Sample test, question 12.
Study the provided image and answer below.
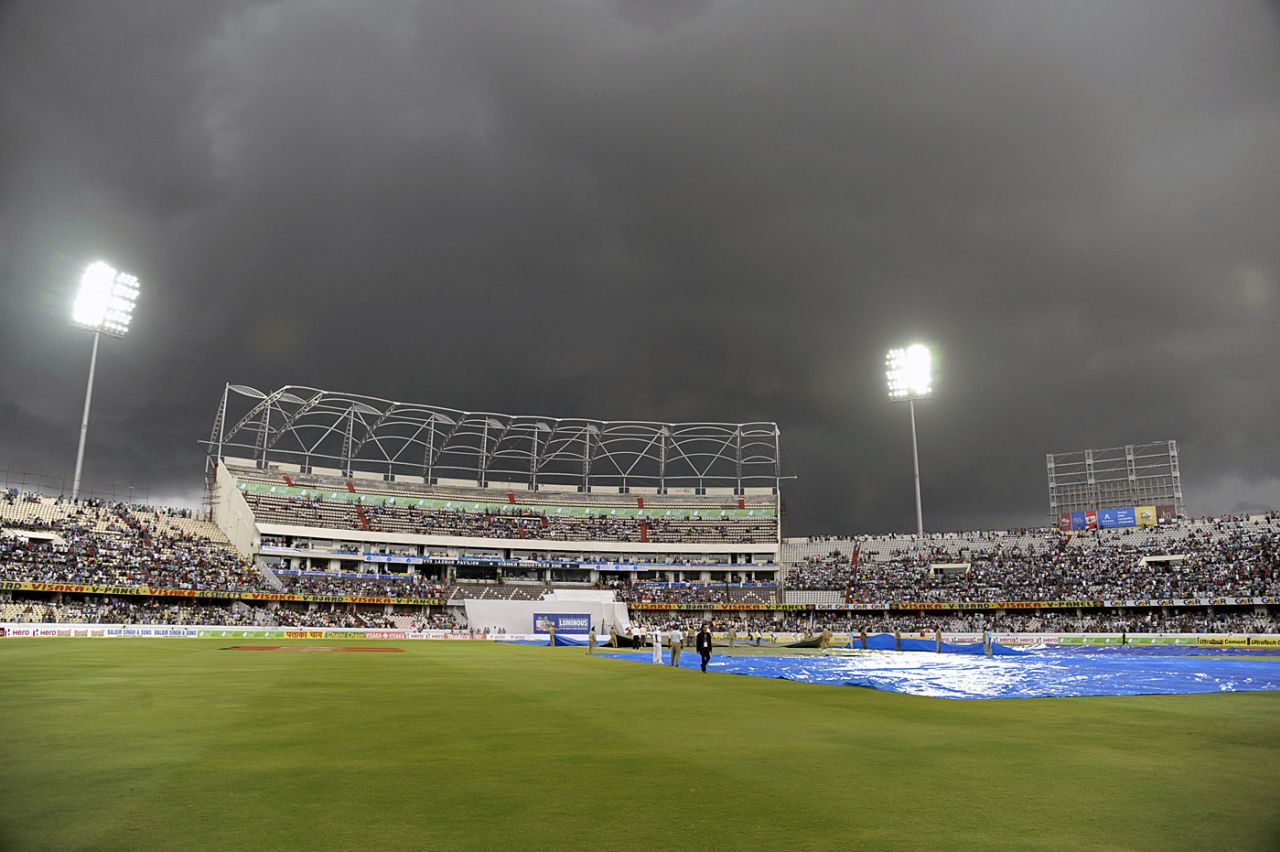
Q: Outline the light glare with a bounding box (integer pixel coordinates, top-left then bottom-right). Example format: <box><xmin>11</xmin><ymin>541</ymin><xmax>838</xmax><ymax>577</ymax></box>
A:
<box><xmin>72</xmin><ymin>262</ymin><xmax>140</xmax><ymax>337</ymax></box>
<box><xmin>886</xmin><ymin>343</ymin><xmax>933</xmax><ymax>399</ymax></box>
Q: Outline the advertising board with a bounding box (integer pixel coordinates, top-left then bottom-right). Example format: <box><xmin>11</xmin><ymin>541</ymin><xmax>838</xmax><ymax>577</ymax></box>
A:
<box><xmin>532</xmin><ymin>612</ymin><xmax>592</xmax><ymax>634</ymax></box>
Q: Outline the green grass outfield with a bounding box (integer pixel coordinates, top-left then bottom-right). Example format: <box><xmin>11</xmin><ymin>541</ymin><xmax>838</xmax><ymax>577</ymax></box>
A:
<box><xmin>1</xmin><ymin>640</ymin><xmax>1278</xmax><ymax>852</ymax></box>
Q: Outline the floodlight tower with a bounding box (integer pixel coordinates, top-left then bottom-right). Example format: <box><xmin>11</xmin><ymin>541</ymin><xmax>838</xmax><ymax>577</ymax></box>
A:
<box><xmin>886</xmin><ymin>343</ymin><xmax>932</xmax><ymax>540</ymax></box>
<box><xmin>70</xmin><ymin>261</ymin><xmax>140</xmax><ymax>501</ymax></box>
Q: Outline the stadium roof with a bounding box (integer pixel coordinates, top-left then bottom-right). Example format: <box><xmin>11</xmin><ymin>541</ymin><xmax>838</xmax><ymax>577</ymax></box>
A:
<box><xmin>203</xmin><ymin>384</ymin><xmax>783</xmax><ymax>492</ymax></box>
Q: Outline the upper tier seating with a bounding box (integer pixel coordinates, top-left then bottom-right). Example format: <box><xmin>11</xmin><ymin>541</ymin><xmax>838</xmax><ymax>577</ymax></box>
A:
<box><xmin>246</xmin><ymin>493</ymin><xmax>778</xmax><ymax>544</ymax></box>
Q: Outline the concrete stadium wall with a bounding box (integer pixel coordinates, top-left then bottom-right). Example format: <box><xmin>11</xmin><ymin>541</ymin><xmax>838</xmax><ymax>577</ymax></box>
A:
<box><xmin>462</xmin><ymin>599</ymin><xmax>630</xmax><ymax>634</ymax></box>
<box><xmin>213</xmin><ymin>462</ymin><xmax>259</xmax><ymax>557</ymax></box>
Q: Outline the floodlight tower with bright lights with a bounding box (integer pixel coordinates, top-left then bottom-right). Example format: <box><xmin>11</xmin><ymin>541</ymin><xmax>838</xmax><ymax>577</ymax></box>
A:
<box><xmin>70</xmin><ymin>261</ymin><xmax>140</xmax><ymax>501</ymax></box>
<box><xmin>886</xmin><ymin>343</ymin><xmax>933</xmax><ymax>540</ymax></box>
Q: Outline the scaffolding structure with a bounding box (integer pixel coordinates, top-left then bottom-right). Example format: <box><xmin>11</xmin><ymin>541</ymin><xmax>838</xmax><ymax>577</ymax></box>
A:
<box><xmin>1046</xmin><ymin>440</ymin><xmax>1184</xmax><ymax>518</ymax></box>
<box><xmin>202</xmin><ymin>383</ymin><xmax>783</xmax><ymax>496</ymax></box>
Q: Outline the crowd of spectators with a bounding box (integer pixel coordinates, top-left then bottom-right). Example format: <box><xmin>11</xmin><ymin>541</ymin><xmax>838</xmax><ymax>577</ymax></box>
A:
<box><xmin>605</xmin><ymin>580</ymin><xmax>777</xmax><ymax>605</ymax></box>
<box><xmin>0</xmin><ymin>504</ymin><xmax>261</xmax><ymax>591</ymax></box>
<box><xmin>0</xmin><ymin>596</ymin><xmax>256</xmax><ymax>625</ymax></box>
<box><xmin>782</xmin><ymin>522</ymin><xmax>1279</xmax><ymax>604</ymax></box>
<box><xmin>410</xmin><ymin>612</ymin><xmax>467</xmax><ymax>631</ymax></box>
<box><xmin>631</xmin><ymin>608</ymin><xmax>1279</xmax><ymax>636</ymax></box>
<box><xmin>273</xmin><ymin>570</ymin><xmax>446</xmax><ymax>599</ymax></box>
<box><xmin>247</xmin><ymin>493</ymin><xmax>776</xmax><ymax>544</ymax></box>
<box><xmin>272</xmin><ymin>607</ymin><xmax>397</xmax><ymax>628</ymax></box>
<box><xmin>0</xmin><ymin>595</ymin><xmax>404</xmax><ymax>628</ymax></box>
<box><xmin>3</xmin><ymin>495</ymin><xmax>1277</xmax><ymax>634</ymax></box>
<box><xmin>786</xmin><ymin>552</ymin><xmax>853</xmax><ymax>590</ymax></box>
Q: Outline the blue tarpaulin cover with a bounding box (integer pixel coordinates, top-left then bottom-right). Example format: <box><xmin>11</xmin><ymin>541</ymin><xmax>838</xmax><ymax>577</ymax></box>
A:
<box><xmin>596</xmin><ymin>646</ymin><xmax>1280</xmax><ymax>700</ymax></box>
<box><xmin>496</xmin><ymin>634</ymin><xmax>591</xmax><ymax>646</ymax></box>
<box><xmin>847</xmin><ymin>632</ymin><xmax>1026</xmax><ymax>655</ymax></box>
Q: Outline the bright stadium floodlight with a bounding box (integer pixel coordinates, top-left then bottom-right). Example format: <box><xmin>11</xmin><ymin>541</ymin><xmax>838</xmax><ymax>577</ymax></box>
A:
<box><xmin>886</xmin><ymin>344</ymin><xmax>932</xmax><ymax>540</ymax></box>
<box><xmin>886</xmin><ymin>343</ymin><xmax>932</xmax><ymax>401</ymax></box>
<box><xmin>70</xmin><ymin>261</ymin><xmax>141</xmax><ymax>501</ymax></box>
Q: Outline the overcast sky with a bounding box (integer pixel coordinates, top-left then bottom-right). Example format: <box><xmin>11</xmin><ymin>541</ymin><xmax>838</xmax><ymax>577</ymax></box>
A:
<box><xmin>1</xmin><ymin>1</ymin><xmax>1278</xmax><ymax>534</ymax></box>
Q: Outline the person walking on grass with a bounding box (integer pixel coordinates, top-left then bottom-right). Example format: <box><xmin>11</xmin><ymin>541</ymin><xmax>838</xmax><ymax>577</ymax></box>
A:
<box><xmin>669</xmin><ymin>626</ymin><xmax>684</xmax><ymax>667</ymax></box>
<box><xmin>651</xmin><ymin>626</ymin><xmax>663</xmax><ymax>664</ymax></box>
<box><xmin>696</xmin><ymin>622</ymin><xmax>713</xmax><ymax>672</ymax></box>
<box><xmin>588</xmin><ymin>625</ymin><xmax>597</xmax><ymax>655</ymax></box>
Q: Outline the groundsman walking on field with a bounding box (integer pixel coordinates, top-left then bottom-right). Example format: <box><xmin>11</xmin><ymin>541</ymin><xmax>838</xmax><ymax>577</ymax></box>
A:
<box><xmin>696</xmin><ymin>623</ymin><xmax>713</xmax><ymax>672</ymax></box>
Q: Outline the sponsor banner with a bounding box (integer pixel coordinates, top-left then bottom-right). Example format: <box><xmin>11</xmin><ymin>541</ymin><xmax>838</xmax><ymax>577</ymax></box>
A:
<box><xmin>1057</xmin><ymin>634</ymin><xmax>1127</xmax><ymax>645</ymax></box>
<box><xmin>0</xmin><ymin>625</ymin><xmax>195</xmax><ymax>638</ymax></box>
<box><xmin>1085</xmin><ymin>506</ymin><xmax>1136</xmax><ymax>527</ymax></box>
<box><xmin>1136</xmin><ymin>505</ymin><xmax>1157</xmax><ymax>527</ymax></box>
<box><xmin>7</xmin><ymin>623</ymin><xmax>1273</xmax><ymax>647</ymax></box>
<box><xmin>1070</xmin><ymin>512</ymin><xmax>1087</xmax><ymax>531</ymax></box>
<box><xmin>1197</xmin><ymin>636</ymin><xmax>1280</xmax><ymax>649</ymax></box>
<box><xmin>1085</xmin><ymin>510</ymin><xmax>1098</xmax><ymax>530</ymax></box>
<box><xmin>1056</xmin><ymin>634</ymin><xmax>1210</xmax><ymax>646</ymax></box>
<box><xmin>833</xmin><ymin>597</ymin><xmax>1279</xmax><ymax>611</ymax></box>
<box><xmin>0</xmin><ymin>626</ymin><xmax>108</xmax><ymax>638</ymax></box>
<box><xmin>628</xmin><ymin>603</ymin><xmax>808</xmax><ymax>611</ymax></box>
<box><xmin>104</xmin><ymin>626</ymin><xmax>200</xmax><ymax>638</ymax></box>
<box><xmin>238</xmin><ymin>592</ymin><xmax>444</xmax><ymax>606</ymax></box>
<box><xmin>533</xmin><ymin>613</ymin><xmax>592</xmax><ymax>634</ymax></box>
<box><xmin>0</xmin><ymin>580</ymin><xmax>230</xmax><ymax>598</ymax></box>
<box><xmin>0</xmin><ymin>580</ymin><xmax>442</xmax><ymax>607</ymax></box>
<box><xmin>888</xmin><ymin>600</ymin><xmax>1101</xmax><ymax>611</ymax></box>
<box><xmin>1058</xmin><ymin>512</ymin><xmax>1072</xmax><ymax>532</ymax></box>
<box><xmin>196</xmin><ymin>629</ymin><xmax>286</xmax><ymax>638</ymax></box>
<box><xmin>1156</xmin><ymin>504</ymin><xmax>1177</xmax><ymax>523</ymax></box>
<box><xmin>1</xmin><ymin>624</ymin><xmax>487</xmax><ymax>640</ymax></box>
<box><xmin>362</xmin><ymin>554</ymin><xmax>427</xmax><ymax>565</ymax></box>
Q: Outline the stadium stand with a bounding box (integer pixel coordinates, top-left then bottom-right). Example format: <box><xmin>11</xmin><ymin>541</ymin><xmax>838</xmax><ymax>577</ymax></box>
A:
<box><xmin>1</xmin><ymin>485</ymin><xmax>1276</xmax><ymax>635</ymax></box>
<box><xmin>243</xmin><ymin>491</ymin><xmax>776</xmax><ymax>544</ymax></box>
<box><xmin>778</xmin><ymin>516</ymin><xmax>1279</xmax><ymax>604</ymax></box>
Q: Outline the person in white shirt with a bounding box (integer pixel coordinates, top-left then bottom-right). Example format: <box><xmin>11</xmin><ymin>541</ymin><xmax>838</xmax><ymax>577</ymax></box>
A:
<box><xmin>651</xmin><ymin>627</ymin><xmax>662</xmax><ymax>664</ymax></box>
<box><xmin>668</xmin><ymin>627</ymin><xmax>684</xmax><ymax>667</ymax></box>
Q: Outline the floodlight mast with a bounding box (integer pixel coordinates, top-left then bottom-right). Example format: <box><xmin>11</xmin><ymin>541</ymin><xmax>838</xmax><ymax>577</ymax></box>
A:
<box><xmin>70</xmin><ymin>262</ymin><xmax>139</xmax><ymax>501</ymax></box>
<box><xmin>71</xmin><ymin>331</ymin><xmax>101</xmax><ymax>502</ymax></box>
<box><xmin>886</xmin><ymin>344</ymin><xmax>932</xmax><ymax>540</ymax></box>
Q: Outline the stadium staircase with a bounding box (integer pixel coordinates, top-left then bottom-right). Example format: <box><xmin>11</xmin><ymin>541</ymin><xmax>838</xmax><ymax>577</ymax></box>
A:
<box><xmin>346</xmin><ymin>480</ymin><xmax>371</xmax><ymax>530</ymax></box>
<box><xmin>257</xmin><ymin>564</ymin><xmax>286</xmax><ymax>591</ymax></box>
<box><xmin>231</xmin><ymin>600</ymin><xmax>268</xmax><ymax>624</ymax></box>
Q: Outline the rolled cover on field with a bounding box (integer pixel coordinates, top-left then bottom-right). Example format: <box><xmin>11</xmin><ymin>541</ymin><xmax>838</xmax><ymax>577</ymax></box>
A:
<box><xmin>847</xmin><ymin>633</ymin><xmax>1026</xmax><ymax>656</ymax></box>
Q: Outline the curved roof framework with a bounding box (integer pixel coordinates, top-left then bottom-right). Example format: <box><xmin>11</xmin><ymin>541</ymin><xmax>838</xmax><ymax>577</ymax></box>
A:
<box><xmin>204</xmin><ymin>384</ymin><xmax>782</xmax><ymax>492</ymax></box>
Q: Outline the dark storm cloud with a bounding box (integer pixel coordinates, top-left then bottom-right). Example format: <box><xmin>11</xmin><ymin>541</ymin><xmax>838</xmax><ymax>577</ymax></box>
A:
<box><xmin>1</xmin><ymin>1</ymin><xmax>1278</xmax><ymax>532</ymax></box>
